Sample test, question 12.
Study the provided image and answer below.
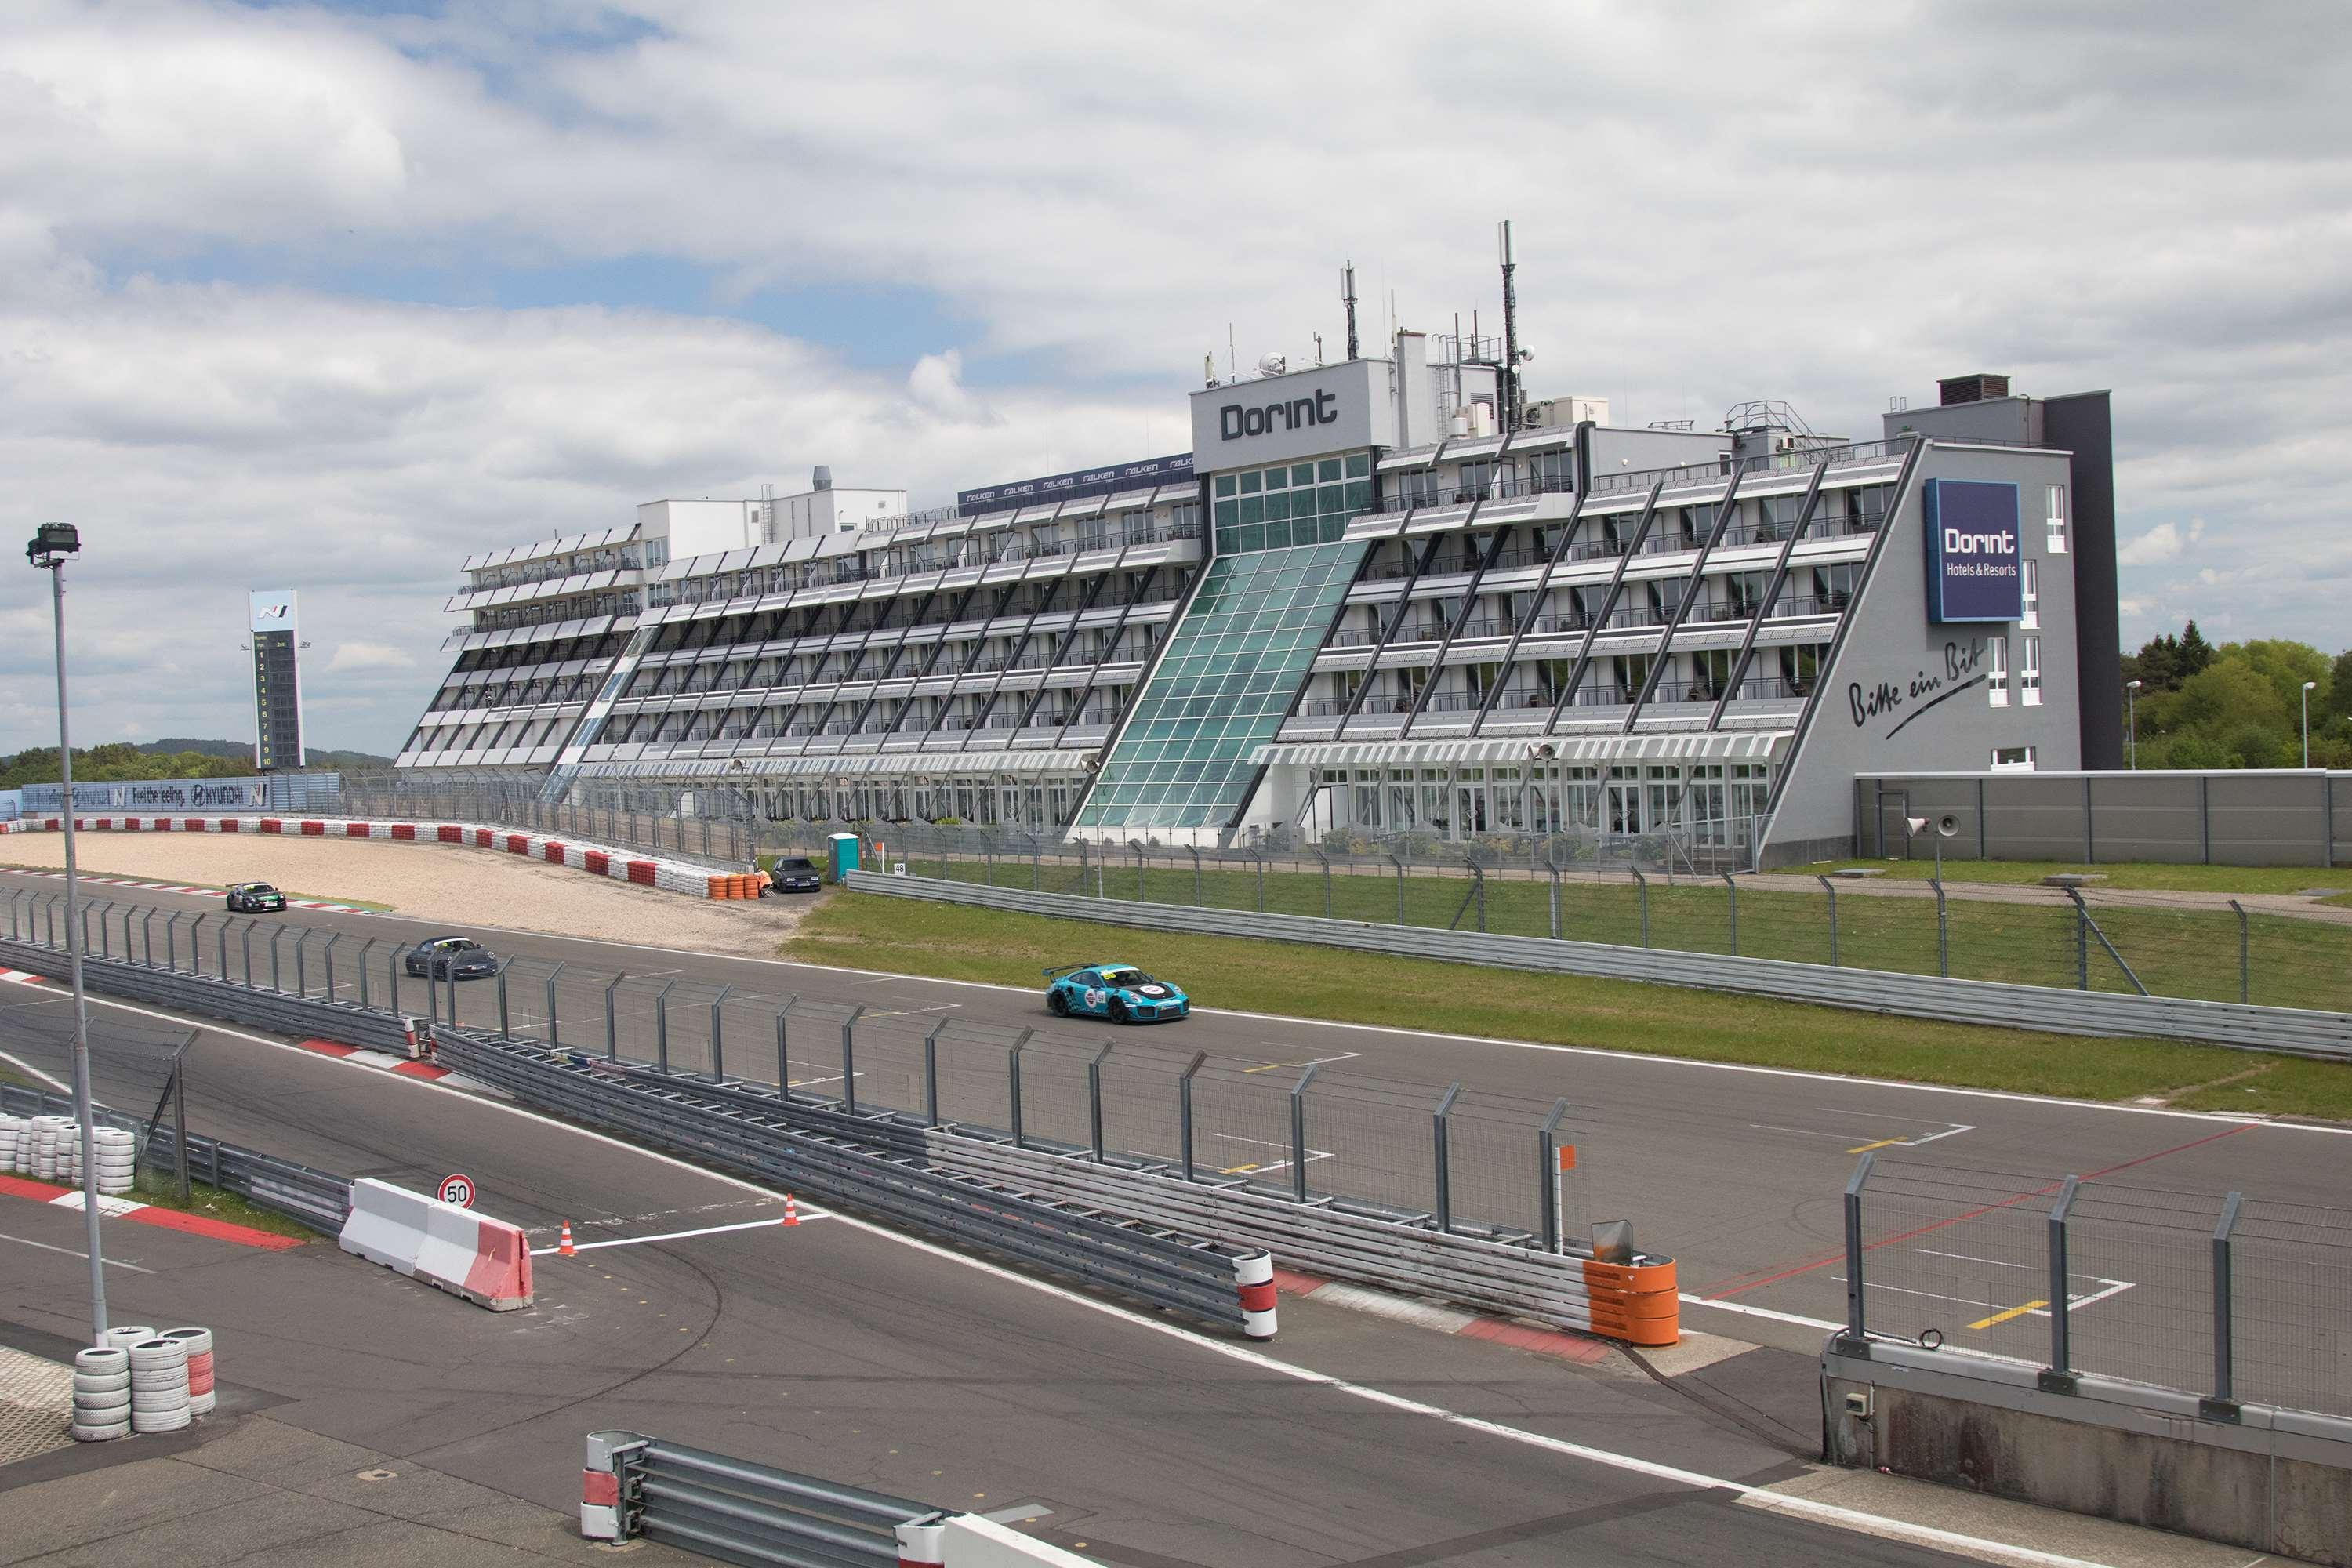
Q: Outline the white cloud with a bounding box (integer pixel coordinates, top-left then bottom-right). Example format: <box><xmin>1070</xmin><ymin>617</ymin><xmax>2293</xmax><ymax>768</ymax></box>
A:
<box><xmin>326</xmin><ymin>641</ymin><xmax>416</xmax><ymax>673</ymax></box>
<box><xmin>0</xmin><ymin>0</ymin><xmax>2348</xmax><ymax>753</ymax></box>
<box><xmin>2117</xmin><ymin>517</ymin><xmax>2206</xmax><ymax>566</ymax></box>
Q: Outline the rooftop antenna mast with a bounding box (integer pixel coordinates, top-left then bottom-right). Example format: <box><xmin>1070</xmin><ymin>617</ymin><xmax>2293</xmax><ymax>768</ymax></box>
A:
<box><xmin>1498</xmin><ymin>219</ymin><xmax>1523</xmax><ymax>431</ymax></box>
<box><xmin>1342</xmin><ymin>261</ymin><xmax>1359</xmax><ymax>361</ymax></box>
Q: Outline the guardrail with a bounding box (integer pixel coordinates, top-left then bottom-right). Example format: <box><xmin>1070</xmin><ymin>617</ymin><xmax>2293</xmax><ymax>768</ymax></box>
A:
<box><xmin>0</xmin><ymin>1083</ymin><xmax>353</xmax><ymax>1232</ymax></box>
<box><xmin>427</xmin><ymin>1026</ymin><xmax>1269</xmax><ymax>1335</ymax></box>
<box><xmin>847</xmin><ymin>872</ymin><xmax>2352</xmax><ymax>1058</ymax></box>
<box><xmin>583</xmin><ymin>1432</ymin><xmax>1088</xmax><ymax>1566</ymax></box>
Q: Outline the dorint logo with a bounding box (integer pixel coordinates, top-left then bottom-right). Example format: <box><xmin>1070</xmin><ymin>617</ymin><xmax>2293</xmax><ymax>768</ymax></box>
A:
<box><xmin>1221</xmin><ymin>388</ymin><xmax>1338</xmax><ymax>441</ymax></box>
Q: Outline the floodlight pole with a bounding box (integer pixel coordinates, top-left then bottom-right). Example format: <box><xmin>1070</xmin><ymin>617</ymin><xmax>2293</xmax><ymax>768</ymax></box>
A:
<box><xmin>31</xmin><ymin>524</ymin><xmax>109</xmax><ymax>1342</ymax></box>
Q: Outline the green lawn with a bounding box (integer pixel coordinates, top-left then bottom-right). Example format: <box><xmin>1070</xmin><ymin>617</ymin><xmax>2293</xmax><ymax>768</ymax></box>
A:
<box><xmin>127</xmin><ymin>1167</ymin><xmax>318</xmax><ymax>1240</ymax></box>
<box><xmin>909</xmin><ymin>854</ymin><xmax>2350</xmax><ymax>1014</ymax></box>
<box><xmin>782</xmin><ymin>895</ymin><xmax>2352</xmax><ymax>1120</ymax></box>
<box><xmin>1813</xmin><ymin>858</ymin><xmax>2350</xmax><ymax>896</ymax></box>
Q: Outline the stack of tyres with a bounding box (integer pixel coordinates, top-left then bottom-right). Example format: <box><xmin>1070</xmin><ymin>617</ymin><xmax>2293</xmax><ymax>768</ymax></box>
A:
<box><xmin>71</xmin><ymin>1347</ymin><xmax>132</xmax><ymax>1442</ymax></box>
<box><xmin>0</xmin><ymin>1114</ymin><xmax>22</xmax><ymax>1173</ymax></box>
<box><xmin>92</xmin><ymin>1127</ymin><xmax>136</xmax><ymax>1196</ymax></box>
<box><xmin>163</xmin><ymin>1327</ymin><xmax>215</xmax><ymax>1415</ymax></box>
<box><xmin>127</xmin><ymin>1338</ymin><xmax>191</xmax><ymax>1434</ymax></box>
<box><xmin>30</xmin><ymin>1115</ymin><xmax>71</xmax><ymax>1179</ymax></box>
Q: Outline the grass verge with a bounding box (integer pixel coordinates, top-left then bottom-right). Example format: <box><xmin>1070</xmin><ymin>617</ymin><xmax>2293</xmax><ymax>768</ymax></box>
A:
<box><xmin>1814</xmin><ymin>858</ymin><xmax>2350</xmax><ymax>896</ymax></box>
<box><xmin>126</xmin><ymin>1166</ymin><xmax>318</xmax><ymax>1241</ymax></box>
<box><xmin>782</xmin><ymin>894</ymin><xmax>2352</xmax><ymax>1120</ymax></box>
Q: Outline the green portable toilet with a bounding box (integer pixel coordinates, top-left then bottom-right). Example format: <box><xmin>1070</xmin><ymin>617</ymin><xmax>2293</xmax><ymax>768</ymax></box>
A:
<box><xmin>826</xmin><ymin>832</ymin><xmax>861</xmax><ymax>884</ymax></box>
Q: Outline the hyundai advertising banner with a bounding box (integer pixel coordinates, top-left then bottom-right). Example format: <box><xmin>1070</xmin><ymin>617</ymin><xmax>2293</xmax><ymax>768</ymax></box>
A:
<box><xmin>1922</xmin><ymin>479</ymin><xmax>2023</xmax><ymax>623</ymax></box>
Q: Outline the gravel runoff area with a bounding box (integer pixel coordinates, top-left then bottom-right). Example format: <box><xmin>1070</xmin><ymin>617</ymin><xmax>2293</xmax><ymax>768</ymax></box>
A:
<box><xmin>0</xmin><ymin>833</ymin><xmax>811</xmax><ymax>958</ymax></box>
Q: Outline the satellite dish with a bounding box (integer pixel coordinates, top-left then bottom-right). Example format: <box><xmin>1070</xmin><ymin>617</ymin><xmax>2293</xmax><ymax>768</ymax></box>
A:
<box><xmin>1257</xmin><ymin>352</ymin><xmax>1288</xmax><ymax>377</ymax></box>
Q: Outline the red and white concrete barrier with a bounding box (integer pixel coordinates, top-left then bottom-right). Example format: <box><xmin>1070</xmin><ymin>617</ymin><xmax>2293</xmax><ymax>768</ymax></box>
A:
<box><xmin>1235</xmin><ymin>1250</ymin><xmax>1278</xmax><ymax>1341</ymax></box>
<box><xmin>1</xmin><ymin>815</ymin><xmax>735</xmax><ymax>901</ymax></box>
<box><xmin>338</xmin><ymin>1176</ymin><xmax>534</xmax><ymax>1311</ymax></box>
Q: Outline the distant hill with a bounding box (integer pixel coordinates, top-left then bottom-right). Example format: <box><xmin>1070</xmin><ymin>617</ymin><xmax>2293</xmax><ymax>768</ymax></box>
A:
<box><xmin>138</xmin><ymin>739</ymin><xmax>394</xmax><ymax>769</ymax></box>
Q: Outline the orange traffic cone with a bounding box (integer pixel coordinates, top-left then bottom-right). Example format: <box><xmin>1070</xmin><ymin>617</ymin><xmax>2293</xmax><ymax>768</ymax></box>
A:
<box><xmin>782</xmin><ymin>1195</ymin><xmax>798</xmax><ymax>1228</ymax></box>
<box><xmin>558</xmin><ymin>1221</ymin><xmax>576</xmax><ymax>1258</ymax></box>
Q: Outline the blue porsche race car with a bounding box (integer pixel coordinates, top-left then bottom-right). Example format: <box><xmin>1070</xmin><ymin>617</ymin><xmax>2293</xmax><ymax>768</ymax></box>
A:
<box><xmin>1043</xmin><ymin>963</ymin><xmax>1190</xmax><ymax>1024</ymax></box>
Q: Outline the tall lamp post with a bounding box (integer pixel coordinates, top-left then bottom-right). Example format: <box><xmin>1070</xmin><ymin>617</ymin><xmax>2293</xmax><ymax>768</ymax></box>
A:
<box><xmin>26</xmin><ymin>521</ymin><xmax>109</xmax><ymax>1343</ymax></box>
<box><xmin>2126</xmin><ymin>679</ymin><xmax>2142</xmax><ymax>769</ymax></box>
<box><xmin>2303</xmin><ymin>681</ymin><xmax>2319</xmax><ymax>768</ymax></box>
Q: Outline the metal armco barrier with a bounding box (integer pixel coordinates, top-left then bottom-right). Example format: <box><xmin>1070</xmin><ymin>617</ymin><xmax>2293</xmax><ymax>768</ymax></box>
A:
<box><xmin>428</xmin><ymin>1026</ymin><xmax>1267</xmax><ymax>1335</ymax></box>
<box><xmin>0</xmin><ymin>1084</ymin><xmax>353</xmax><ymax>1232</ymax></box>
<box><xmin>583</xmin><ymin>1432</ymin><xmax>1096</xmax><ymax>1566</ymax></box>
<box><xmin>0</xmin><ymin>934</ymin><xmax>420</xmax><ymax>1056</ymax></box>
<box><xmin>915</xmin><ymin>1129</ymin><xmax>1676</xmax><ymax>1345</ymax></box>
<box><xmin>848</xmin><ymin>871</ymin><xmax>2352</xmax><ymax>1058</ymax></box>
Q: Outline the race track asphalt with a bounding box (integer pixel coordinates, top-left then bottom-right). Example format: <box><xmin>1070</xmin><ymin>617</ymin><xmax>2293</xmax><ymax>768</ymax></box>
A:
<box><xmin>0</xmin><ymin>982</ymin><xmax>2043</xmax><ymax>1568</ymax></box>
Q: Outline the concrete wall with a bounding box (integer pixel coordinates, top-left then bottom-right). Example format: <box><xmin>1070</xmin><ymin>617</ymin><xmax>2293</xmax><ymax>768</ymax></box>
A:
<box><xmin>1823</xmin><ymin>1341</ymin><xmax>2352</xmax><ymax>1566</ymax></box>
<box><xmin>1854</xmin><ymin>769</ymin><xmax>2350</xmax><ymax>866</ymax></box>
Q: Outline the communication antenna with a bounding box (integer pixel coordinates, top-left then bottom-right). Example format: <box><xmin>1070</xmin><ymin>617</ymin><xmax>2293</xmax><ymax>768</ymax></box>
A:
<box><xmin>1499</xmin><ymin>219</ymin><xmax>1523</xmax><ymax>430</ymax></box>
<box><xmin>1313</xmin><ymin>332</ymin><xmax>1324</xmax><ymax>366</ymax></box>
<box><xmin>1342</xmin><ymin>261</ymin><xmax>1359</xmax><ymax>361</ymax></box>
<box><xmin>1203</xmin><ymin>352</ymin><xmax>1218</xmax><ymax>389</ymax></box>
<box><xmin>1228</xmin><ymin>323</ymin><xmax>1237</xmax><ymax>383</ymax></box>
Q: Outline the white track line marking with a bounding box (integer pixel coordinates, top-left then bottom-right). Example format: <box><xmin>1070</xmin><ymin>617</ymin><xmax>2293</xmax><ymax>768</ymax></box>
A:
<box><xmin>37</xmin><ymin>979</ymin><xmax>2132</xmax><ymax>1565</ymax></box>
<box><xmin>0</xmin><ymin>1048</ymin><xmax>73</xmax><ymax>1092</ymax></box>
<box><xmin>530</xmin><ymin>1214</ymin><xmax>832</xmax><ymax>1255</ymax></box>
<box><xmin>0</xmin><ymin>1231</ymin><xmax>155</xmax><ymax>1272</ymax></box>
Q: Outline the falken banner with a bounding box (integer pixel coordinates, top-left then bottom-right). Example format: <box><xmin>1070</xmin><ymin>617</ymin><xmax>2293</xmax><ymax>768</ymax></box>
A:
<box><xmin>1922</xmin><ymin>479</ymin><xmax>2023</xmax><ymax>623</ymax></box>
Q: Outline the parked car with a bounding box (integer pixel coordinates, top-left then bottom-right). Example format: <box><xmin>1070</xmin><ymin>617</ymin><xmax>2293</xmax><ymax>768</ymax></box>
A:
<box><xmin>1042</xmin><ymin>962</ymin><xmax>1190</xmax><ymax>1023</ymax></box>
<box><xmin>768</xmin><ymin>856</ymin><xmax>824</xmax><ymax>894</ymax></box>
<box><xmin>224</xmin><ymin>881</ymin><xmax>287</xmax><ymax>914</ymax></box>
<box><xmin>403</xmin><ymin>935</ymin><xmax>499</xmax><ymax>980</ymax></box>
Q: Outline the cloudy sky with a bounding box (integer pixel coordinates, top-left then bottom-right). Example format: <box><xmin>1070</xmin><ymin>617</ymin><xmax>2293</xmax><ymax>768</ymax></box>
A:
<box><xmin>3</xmin><ymin>1</ymin><xmax>2347</xmax><ymax>757</ymax></box>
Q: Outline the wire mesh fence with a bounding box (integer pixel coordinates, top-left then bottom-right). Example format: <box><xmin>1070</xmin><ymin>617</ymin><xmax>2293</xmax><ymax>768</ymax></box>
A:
<box><xmin>4</xmin><ymin>886</ymin><xmax>1595</xmax><ymax>1247</ymax></box>
<box><xmin>1846</xmin><ymin>1156</ymin><xmax>2352</xmax><ymax>1420</ymax></box>
<box><xmin>802</xmin><ymin>823</ymin><xmax>2350</xmax><ymax>1016</ymax></box>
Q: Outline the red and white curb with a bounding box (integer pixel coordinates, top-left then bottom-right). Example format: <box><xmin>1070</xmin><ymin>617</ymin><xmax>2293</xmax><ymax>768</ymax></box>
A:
<box><xmin>0</xmin><ymin>1171</ymin><xmax>303</xmax><ymax>1251</ymax></box>
<box><xmin>1273</xmin><ymin>1267</ymin><xmax>1615</xmax><ymax>1366</ymax></box>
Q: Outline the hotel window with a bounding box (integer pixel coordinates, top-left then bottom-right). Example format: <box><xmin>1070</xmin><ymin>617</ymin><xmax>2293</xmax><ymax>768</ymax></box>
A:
<box><xmin>1987</xmin><ymin>637</ymin><xmax>2009</xmax><ymax>706</ymax></box>
<box><xmin>1991</xmin><ymin>745</ymin><xmax>2037</xmax><ymax>771</ymax></box>
<box><xmin>2020</xmin><ymin>636</ymin><xmax>2042</xmax><ymax>705</ymax></box>
<box><xmin>1211</xmin><ymin>454</ymin><xmax>1373</xmax><ymax>554</ymax></box>
<box><xmin>2020</xmin><ymin>558</ymin><xmax>2039</xmax><ymax>630</ymax></box>
<box><xmin>2045</xmin><ymin>485</ymin><xmax>2067</xmax><ymax>554</ymax></box>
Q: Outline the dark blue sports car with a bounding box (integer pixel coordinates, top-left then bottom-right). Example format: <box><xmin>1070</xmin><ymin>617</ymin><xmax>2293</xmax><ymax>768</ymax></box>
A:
<box><xmin>1043</xmin><ymin>963</ymin><xmax>1190</xmax><ymax>1024</ymax></box>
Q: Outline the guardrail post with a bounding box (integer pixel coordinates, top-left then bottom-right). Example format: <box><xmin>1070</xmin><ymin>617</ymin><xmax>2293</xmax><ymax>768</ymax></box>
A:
<box><xmin>1721</xmin><ymin>871</ymin><xmax>1737</xmax><ymax>955</ymax></box>
<box><xmin>1817</xmin><ymin>873</ymin><xmax>1839</xmax><ymax>966</ymax></box>
<box><xmin>605</xmin><ymin>973</ymin><xmax>625</xmax><ymax>1060</ymax></box>
<box><xmin>1433</xmin><ymin>1083</ymin><xmax>1461</xmax><ymax>1233</ymax></box>
<box><xmin>652</xmin><ymin>979</ymin><xmax>677</xmax><ymax>1073</ymax></box>
<box><xmin>89</xmin><ymin>901</ymin><xmax>103</xmax><ymax>958</ymax></box>
<box><xmin>171</xmin><ymin>1037</ymin><xmax>192</xmax><ymax>1204</ymax></box>
<box><xmin>1032</xmin><ymin>844</ymin><xmax>1042</xmax><ymax>891</ymax></box>
<box><xmin>142</xmin><ymin>907</ymin><xmax>157</xmax><ymax>966</ymax></box>
<box><xmin>1841</xmin><ymin>1151</ymin><xmax>1875</xmax><ymax>1346</ymax></box>
<box><xmin>1931</xmin><ymin>876</ymin><xmax>1948</xmax><ymax>976</ymax></box>
<box><xmin>1132</xmin><ymin>842</ymin><xmax>1145</xmax><ymax>901</ymax></box>
<box><xmin>270</xmin><ymin>924</ymin><xmax>282</xmax><ymax>992</ymax></box>
<box><xmin>1472</xmin><ymin>860</ymin><xmax>1486</xmax><ymax>932</ymax></box>
<box><xmin>707</xmin><ymin>984</ymin><xmax>731</xmax><ymax>1081</ymax></box>
<box><xmin>1316</xmin><ymin>848</ymin><xmax>1332</xmax><ymax>916</ymax></box>
<box><xmin>1390</xmin><ymin>853</ymin><xmax>1406</xmax><ymax>924</ymax></box>
<box><xmin>495</xmin><ymin>961</ymin><xmax>513</xmax><ymax>1036</ymax></box>
<box><xmin>1538</xmin><ymin>1098</ymin><xmax>1569</xmax><ymax>1252</ymax></box>
<box><xmin>1086</xmin><ymin>1042</ymin><xmax>1112</xmax><ymax>1160</ymax></box>
<box><xmin>164</xmin><ymin>913</ymin><xmax>177</xmax><ymax>975</ymax></box>
<box><xmin>296</xmin><ymin>928</ymin><xmax>310</xmax><ymax>996</ymax></box>
<box><xmin>2043</xmin><ymin>1174</ymin><xmax>2082</xmax><ymax>1392</ymax></box>
<box><xmin>425</xmin><ymin>964</ymin><xmax>439</xmax><ymax>1033</ymax></box>
<box><xmin>357</xmin><ymin>938</ymin><xmax>370</xmax><ymax>1010</ymax></box>
<box><xmin>1178</xmin><ymin>1050</ymin><xmax>1206</xmax><ymax>1182</ymax></box>
<box><xmin>1548</xmin><ymin>858</ymin><xmax>1562</xmax><ymax>940</ymax></box>
<box><xmin>775</xmin><ymin>997</ymin><xmax>798</xmax><ymax>1092</ymax></box>
<box><xmin>1629</xmin><ymin>867</ymin><xmax>1650</xmax><ymax>946</ymax></box>
<box><xmin>1008</xmin><ymin>1027</ymin><xmax>1031</xmax><ymax>1147</ymax></box>
<box><xmin>222</xmin><ymin>920</ymin><xmax>233</xmax><ymax>983</ymax></box>
<box><xmin>1076</xmin><ymin>839</ymin><xmax>1090</xmax><ymax>898</ymax></box>
<box><xmin>2075</xmin><ymin>896</ymin><xmax>2089</xmax><ymax>989</ymax></box>
<box><xmin>923</xmin><ymin>1018</ymin><xmax>948</xmax><ymax>1125</ymax></box>
<box><xmin>2228</xmin><ymin>899</ymin><xmax>2249</xmax><ymax>1004</ymax></box>
<box><xmin>841</xmin><ymin>1004</ymin><xmax>866</xmax><ymax>1112</ymax></box>
<box><xmin>544</xmin><ymin>961</ymin><xmax>566</xmax><ymax>1048</ymax></box>
<box><xmin>1289</xmin><ymin>1063</ymin><xmax>1319</xmax><ymax>1203</ymax></box>
<box><xmin>2205</xmin><ymin>1190</ymin><xmax>2245</xmax><ymax>1419</ymax></box>
<box><xmin>386</xmin><ymin>943</ymin><xmax>401</xmax><ymax>1016</ymax></box>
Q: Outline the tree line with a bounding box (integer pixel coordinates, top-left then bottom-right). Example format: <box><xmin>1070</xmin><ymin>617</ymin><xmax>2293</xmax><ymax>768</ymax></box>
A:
<box><xmin>2118</xmin><ymin>623</ymin><xmax>2352</xmax><ymax>768</ymax></box>
<box><xmin>0</xmin><ymin>745</ymin><xmax>256</xmax><ymax>790</ymax></box>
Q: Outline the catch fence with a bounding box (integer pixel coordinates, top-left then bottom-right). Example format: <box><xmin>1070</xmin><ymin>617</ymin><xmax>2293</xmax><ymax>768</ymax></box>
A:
<box><xmin>1843</xmin><ymin>1154</ymin><xmax>2352</xmax><ymax>1419</ymax></box>
<box><xmin>1</xmin><ymin>886</ymin><xmax>1599</xmax><ymax>1250</ymax></box>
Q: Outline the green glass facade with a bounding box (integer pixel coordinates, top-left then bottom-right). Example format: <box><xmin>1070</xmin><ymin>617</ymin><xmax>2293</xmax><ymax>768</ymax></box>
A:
<box><xmin>1211</xmin><ymin>453</ymin><xmax>1372</xmax><ymax>554</ymax></box>
<box><xmin>1074</xmin><ymin>539</ymin><xmax>1367</xmax><ymax>832</ymax></box>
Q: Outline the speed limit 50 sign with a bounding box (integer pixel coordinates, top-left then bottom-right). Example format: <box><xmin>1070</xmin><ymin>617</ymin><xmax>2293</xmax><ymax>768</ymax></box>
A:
<box><xmin>437</xmin><ymin>1172</ymin><xmax>477</xmax><ymax>1209</ymax></box>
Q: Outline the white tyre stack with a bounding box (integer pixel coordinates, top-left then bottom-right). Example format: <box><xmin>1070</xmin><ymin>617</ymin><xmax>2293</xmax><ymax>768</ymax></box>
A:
<box><xmin>71</xmin><ymin>1347</ymin><xmax>132</xmax><ymax>1442</ymax></box>
<box><xmin>162</xmin><ymin>1327</ymin><xmax>215</xmax><ymax>1416</ymax></box>
<box><xmin>103</xmin><ymin>1325</ymin><xmax>156</xmax><ymax>1352</ymax></box>
<box><xmin>0</xmin><ymin>1114</ymin><xmax>22</xmax><ymax>1174</ymax></box>
<box><xmin>127</xmin><ymin>1338</ymin><xmax>191</xmax><ymax>1434</ymax></box>
<box><xmin>93</xmin><ymin>1127</ymin><xmax>137</xmax><ymax>1196</ymax></box>
<box><xmin>31</xmin><ymin>1115</ymin><xmax>71</xmax><ymax>1180</ymax></box>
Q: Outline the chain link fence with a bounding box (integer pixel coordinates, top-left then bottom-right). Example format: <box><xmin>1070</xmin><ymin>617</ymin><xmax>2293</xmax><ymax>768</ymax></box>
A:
<box><xmin>1844</xmin><ymin>1155</ymin><xmax>2352</xmax><ymax>1418</ymax></box>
